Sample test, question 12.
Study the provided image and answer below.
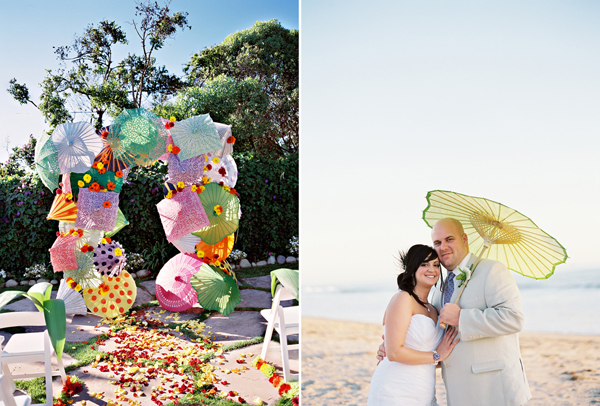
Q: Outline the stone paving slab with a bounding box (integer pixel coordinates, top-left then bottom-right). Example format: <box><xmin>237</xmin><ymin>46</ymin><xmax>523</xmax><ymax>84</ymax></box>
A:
<box><xmin>240</xmin><ymin>275</ymin><xmax>272</xmax><ymax>289</ymax></box>
<box><xmin>204</xmin><ymin>311</ymin><xmax>267</xmax><ymax>344</ymax></box>
<box><xmin>237</xmin><ymin>289</ymin><xmax>273</xmax><ymax>309</ymax></box>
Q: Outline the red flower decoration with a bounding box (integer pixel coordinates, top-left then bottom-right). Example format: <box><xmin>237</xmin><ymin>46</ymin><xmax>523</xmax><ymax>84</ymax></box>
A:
<box><xmin>103</xmin><ymin>201</ymin><xmax>111</xmax><ymax>208</ymax></box>
<box><xmin>115</xmin><ymin>170</ymin><xmax>123</xmax><ymax>178</ymax></box>
<box><xmin>107</xmin><ymin>182</ymin><xmax>116</xmax><ymax>191</ymax></box>
<box><xmin>172</xmin><ymin>146</ymin><xmax>181</xmax><ymax>154</ymax></box>
<box><xmin>218</xmin><ymin>167</ymin><xmax>227</xmax><ymax>176</ymax></box>
<box><xmin>206</xmin><ymin>164</ymin><xmax>212</xmax><ymax>171</ymax></box>
<box><xmin>227</xmin><ymin>136</ymin><xmax>235</xmax><ymax>144</ymax></box>
<box><xmin>98</xmin><ymin>167</ymin><xmax>106</xmax><ymax>175</ymax></box>
<box><xmin>100</xmin><ymin>130</ymin><xmax>109</xmax><ymax>139</ymax></box>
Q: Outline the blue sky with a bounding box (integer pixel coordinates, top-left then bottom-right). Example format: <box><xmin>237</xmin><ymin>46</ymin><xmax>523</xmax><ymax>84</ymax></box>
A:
<box><xmin>0</xmin><ymin>0</ymin><xmax>298</xmax><ymax>161</ymax></box>
<box><xmin>301</xmin><ymin>0</ymin><xmax>600</xmax><ymax>286</ymax></box>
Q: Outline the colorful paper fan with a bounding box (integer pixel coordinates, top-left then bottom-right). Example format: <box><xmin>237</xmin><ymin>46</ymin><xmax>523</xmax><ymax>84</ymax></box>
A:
<box><xmin>190</xmin><ymin>263</ymin><xmax>241</xmax><ymax>315</ymax></box>
<box><xmin>107</xmin><ymin>108</ymin><xmax>168</xmax><ymax>167</ymax></box>
<box><xmin>196</xmin><ymin>234</ymin><xmax>235</xmax><ymax>264</ymax></box>
<box><xmin>49</xmin><ymin>234</ymin><xmax>79</xmax><ymax>273</ymax></box>
<box><xmin>156</xmin><ymin>284</ymin><xmax>198</xmax><ymax>313</ymax></box>
<box><xmin>105</xmin><ymin>208</ymin><xmax>129</xmax><ymax>238</ymax></box>
<box><xmin>52</xmin><ymin>121</ymin><xmax>103</xmax><ymax>174</ymax></box>
<box><xmin>64</xmin><ymin>250</ymin><xmax>102</xmax><ymax>289</ymax></box>
<box><xmin>94</xmin><ymin>127</ymin><xmax>130</xmax><ymax>172</ymax></box>
<box><xmin>83</xmin><ymin>272</ymin><xmax>137</xmax><ymax>318</ymax></box>
<box><xmin>172</xmin><ymin>233</ymin><xmax>202</xmax><ymax>255</ymax></box>
<box><xmin>70</xmin><ymin>167</ymin><xmax>124</xmax><ymax>199</ymax></box>
<box><xmin>204</xmin><ymin>154</ymin><xmax>238</xmax><ymax>188</ymax></box>
<box><xmin>35</xmin><ymin>130</ymin><xmax>60</xmax><ymax>191</ymax></box>
<box><xmin>93</xmin><ymin>240</ymin><xmax>127</xmax><ymax>277</ymax></box>
<box><xmin>47</xmin><ymin>192</ymin><xmax>78</xmax><ymax>222</ymax></box>
<box><xmin>57</xmin><ymin>279</ymin><xmax>87</xmax><ymax>315</ymax></box>
<box><xmin>58</xmin><ymin>221</ymin><xmax>104</xmax><ymax>252</ymax></box>
<box><xmin>75</xmin><ymin>189</ymin><xmax>120</xmax><ymax>232</ymax></box>
<box><xmin>156</xmin><ymin>188</ymin><xmax>210</xmax><ymax>243</ymax></box>
<box><xmin>169</xmin><ymin>114</ymin><xmax>222</xmax><ymax>161</ymax></box>
<box><xmin>192</xmin><ymin>183</ymin><xmax>240</xmax><ymax>245</ymax></box>
<box><xmin>208</xmin><ymin>122</ymin><xmax>235</xmax><ymax>158</ymax></box>
<box><xmin>167</xmin><ymin>153</ymin><xmax>205</xmax><ymax>186</ymax></box>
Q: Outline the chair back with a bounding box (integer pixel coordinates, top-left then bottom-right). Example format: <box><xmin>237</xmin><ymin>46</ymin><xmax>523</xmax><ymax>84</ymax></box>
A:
<box><xmin>274</xmin><ymin>284</ymin><xmax>295</xmax><ymax>303</ymax></box>
<box><xmin>0</xmin><ymin>311</ymin><xmax>45</xmax><ymax>330</ymax></box>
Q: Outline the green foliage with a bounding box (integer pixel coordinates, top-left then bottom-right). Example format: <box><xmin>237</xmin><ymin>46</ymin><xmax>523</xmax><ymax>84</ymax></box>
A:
<box><xmin>155</xmin><ymin>75</ymin><xmax>269</xmax><ymax>155</ymax></box>
<box><xmin>183</xmin><ymin>19</ymin><xmax>298</xmax><ymax>156</ymax></box>
<box><xmin>0</xmin><ymin>172</ymin><xmax>56</xmax><ymax>276</ymax></box>
<box><xmin>0</xmin><ymin>135</ymin><xmax>36</xmax><ymax>177</ymax></box>
<box><xmin>234</xmin><ymin>151</ymin><xmax>298</xmax><ymax>261</ymax></box>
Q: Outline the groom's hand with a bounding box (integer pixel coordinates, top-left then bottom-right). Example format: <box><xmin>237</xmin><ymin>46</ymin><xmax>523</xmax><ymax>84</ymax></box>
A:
<box><xmin>440</xmin><ymin>303</ymin><xmax>461</xmax><ymax>326</ymax></box>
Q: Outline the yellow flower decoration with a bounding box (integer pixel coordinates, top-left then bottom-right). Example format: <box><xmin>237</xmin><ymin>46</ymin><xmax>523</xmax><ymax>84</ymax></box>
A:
<box><xmin>203</xmin><ymin>166</ymin><xmax>208</xmax><ymax>171</ymax></box>
<box><xmin>168</xmin><ymin>144</ymin><xmax>174</xmax><ymax>152</ymax></box>
<box><xmin>212</xmin><ymin>157</ymin><xmax>220</xmax><ymax>164</ymax></box>
<box><xmin>214</xmin><ymin>260</ymin><xmax>221</xmax><ymax>267</ymax></box>
<box><xmin>83</xmin><ymin>174</ymin><xmax>92</xmax><ymax>183</ymax></box>
<box><xmin>101</xmin><ymin>238</ymin><xmax>107</xmax><ymax>245</ymax></box>
<box><xmin>197</xmin><ymin>250</ymin><xmax>205</xmax><ymax>258</ymax></box>
<box><xmin>97</xmin><ymin>162</ymin><xmax>104</xmax><ymax>170</ymax></box>
<box><xmin>166</xmin><ymin>190</ymin><xmax>174</xmax><ymax>199</ymax></box>
<box><xmin>191</xmin><ymin>185</ymin><xmax>198</xmax><ymax>192</ymax></box>
<box><xmin>197</xmin><ymin>185</ymin><xmax>205</xmax><ymax>193</ymax></box>
<box><xmin>169</xmin><ymin>116</ymin><xmax>176</xmax><ymax>122</ymax></box>
<box><xmin>114</xmin><ymin>248</ymin><xmax>123</xmax><ymax>256</ymax></box>
<box><xmin>222</xmin><ymin>185</ymin><xmax>231</xmax><ymax>192</ymax></box>
<box><xmin>214</xmin><ymin>205</ymin><xmax>223</xmax><ymax>216</ymax></box>
<box><xmin>66</xmin><ymin>193</ymin><xmax>73</xmax><ymax>200</ymax></box>
<box><xmin>77</xmin><ymin>180</ymin><xmax>85</xmax><ymax>187</ymax></box>
<box><xmin>202</xmin><ymin>176</ymin><xmax>210</xmax><ymax>184</ymax></box>
<box><xmin>177</xmin><ymin>181</ymin><xmax>185</xmax><ymax>189</ymax></box>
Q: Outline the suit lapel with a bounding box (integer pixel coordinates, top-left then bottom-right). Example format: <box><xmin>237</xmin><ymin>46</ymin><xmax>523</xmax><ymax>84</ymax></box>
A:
<box><xmin>450</xmin><ymin>254</ymin><xmax>476</xmax><ymax>303</ymax></box>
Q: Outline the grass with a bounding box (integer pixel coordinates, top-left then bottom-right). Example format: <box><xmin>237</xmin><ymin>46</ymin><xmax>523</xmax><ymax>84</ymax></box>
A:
<box><xmin>234</xmin><ymin>262</ymin><xmax>299</xmax><ymax>279</ymax></box>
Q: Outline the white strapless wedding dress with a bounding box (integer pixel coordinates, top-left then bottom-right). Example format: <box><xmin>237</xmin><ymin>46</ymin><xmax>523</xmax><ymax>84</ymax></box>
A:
<box><xmin>367</xmin><ymin>314</ymin><xmax>444</xmax><ymax>406</ymax></box>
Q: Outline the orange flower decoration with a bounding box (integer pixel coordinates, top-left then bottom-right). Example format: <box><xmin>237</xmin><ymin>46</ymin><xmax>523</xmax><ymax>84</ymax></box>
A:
<box><xmin>80</xmin><ymin>245</ymin><xmax>89</xmax><ymax>253</ymax></box>
<box><xmin>107</xmin><ymin>182</ymin><xmax>116</xmax><ymax>191</ymax></box>
<box><xmin>98</xmin><ymin>167</ymin><xmax>106</xmax><ymax>175</ymax></box>
<box><xmin>105</xmin><ymin>237</ymin><xmax>112</xmax><ymax>243</ymax></box>
<box><xmin>229</xmin><ymin>188</ymin><xmax>237</xmax><ymax>195</ymax></box>
<box><xmin>99</xmin><ymin>283</ymin><xmax>110</xmax><ymax>295</ymax></box>
<box><xmin>172</xmin><ymin>146</ymin><xmax>181</xmax><ymax>154</ymax></box>
<box><xmin>92</xmin><ymin>162</ymin><xmax>98</xmax><ymax>169</ymax></box>
<box><xmin>115</xmin><ymin>170</ymin><xmax>123</xmax><ymax>178</ymax></box>
<box><xmin>90</xmin><ymin>182</ymin><xmax>100</xmax><ymax>192</ymax></box>
<box><xmin>103</xmin><ymin>201</ymin><xmax>111</xmax><ymax>208</ymax></box>
<box><xmin>227</xmin><ymin>136</ymin><xmax>236</xmax><ymax>144</ymax></box>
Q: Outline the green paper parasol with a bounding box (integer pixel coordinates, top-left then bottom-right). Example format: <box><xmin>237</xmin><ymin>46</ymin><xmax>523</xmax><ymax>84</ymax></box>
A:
<box><xmin>107</xmin><ymin>108</ymin><xmax>168</xmax><ymax>167</ymax></box>
<box><xmin>192</xmin><ymin>183</ymin><xmax>240</xmax><ymax>245</ymax></box>
<box><xmin>190</xmin><ymin>263</ymin><xmax>241</xmax><ymax>315</ymax></box>
<box><xmin>169</xmin><ymin>114</ymin><xmax>222</xmax><ymax>161</ymax></box>
<box><xmin>63</xmin><ymin>250</ymin><xmax>102</xmax><ymax>289</ymax></box>
<box><xmin>35</xmin><ymin>131</ymin><xmax>60</xmax><ymax>191</ymax></box>
<box><xmin>105</xmin><ymin>208</ymin><xmax>129</xmax><ymax>238</ymax></box>
<box><xmin>70</xmin><ymin>168</ymin><xmax>124</xmax><ymax>199</ymax></box>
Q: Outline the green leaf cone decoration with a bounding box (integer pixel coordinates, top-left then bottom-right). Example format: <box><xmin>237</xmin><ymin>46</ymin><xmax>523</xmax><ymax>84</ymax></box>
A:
<box><xmin>105</xmin><ymin>208</ymin><xmax>129</xmax><ymax>238</ymax></box>
<box><xmin>192</xmin><ymin>183</ymin><xmax>240</xmax><ymax>245</ymax></box>
<box><xmin>190</xmin><ymin>263</ymin><xmax>241</xmax><ymax>315</ymax></box>
<box><xmin>270</xmin><ymin>268</ymin><xmax>299</xmax><ymax>300</ymax></box>
<box><xmin>70</xmin><ymin>167</ymin><xmax>124</xmax><ymax>199</ymax></box>
<box><xmin>43</xmin><ymin>299</ymin><xmax>66</xmax><ymax>361</ymax></box>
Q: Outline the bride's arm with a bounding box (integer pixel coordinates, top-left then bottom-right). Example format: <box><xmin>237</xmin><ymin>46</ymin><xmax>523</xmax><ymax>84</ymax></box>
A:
<box><xmin>384</xmin><ymin>292</ymin><xmax>436</xmax><ymax>365</ymax></box>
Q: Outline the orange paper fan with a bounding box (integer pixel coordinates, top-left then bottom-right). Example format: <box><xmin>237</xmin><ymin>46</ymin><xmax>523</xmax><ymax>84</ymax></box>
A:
<box><xmin>47</xmin><ymin>193</ymin><xmax>78</xmax><ymax>222</ymax></box>
<box><xmin>195</xmin><ymin>233</ymin><xmax>235</xmax><ymax>264</ymax></box>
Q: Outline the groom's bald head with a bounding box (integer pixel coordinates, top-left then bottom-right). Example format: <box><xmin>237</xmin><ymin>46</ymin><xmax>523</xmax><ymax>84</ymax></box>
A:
<box><xmin>431</xmin><ymin>218</ymin><xmax>469</xmax><ymax>271</ymax></box>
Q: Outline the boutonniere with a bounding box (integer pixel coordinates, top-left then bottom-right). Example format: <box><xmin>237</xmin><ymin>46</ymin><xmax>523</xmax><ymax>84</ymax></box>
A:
<box><xmin>456</xmin><ymin>265</ymin><xmax>473</xmax><ymax>288</ymax></box>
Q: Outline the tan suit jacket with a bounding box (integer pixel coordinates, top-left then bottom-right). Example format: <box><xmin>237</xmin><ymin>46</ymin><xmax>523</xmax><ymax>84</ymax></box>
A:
<box><xmin>431</xmin><ymin>256</ymin><xmax>532</xmax><ymax>406</ymax></box>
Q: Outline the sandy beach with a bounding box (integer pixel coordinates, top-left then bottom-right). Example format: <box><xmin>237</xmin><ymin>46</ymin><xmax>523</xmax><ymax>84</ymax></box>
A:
<box><xmin>302</xmin><ymin>317</ymin><xmax>600</xmax><ymax>405</ymax></box>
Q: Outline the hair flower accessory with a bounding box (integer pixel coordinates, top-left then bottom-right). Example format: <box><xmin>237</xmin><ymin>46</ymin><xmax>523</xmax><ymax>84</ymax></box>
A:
<box><xmin>456</xmin><ymin>265</ymin><xmax>473</xmax><ymax>288</ymax></box>
<box><xmin>214</xmin><ymin>205</ymin><xmax>223</xmax><ymax>216</ymax></box>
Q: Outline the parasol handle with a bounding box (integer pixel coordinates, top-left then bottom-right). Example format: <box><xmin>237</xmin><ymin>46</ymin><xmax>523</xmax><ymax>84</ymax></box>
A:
<box><xmin>439</xmin><ymin>245</ymin><xmax>489</xmax><ymax>329</ymax></box>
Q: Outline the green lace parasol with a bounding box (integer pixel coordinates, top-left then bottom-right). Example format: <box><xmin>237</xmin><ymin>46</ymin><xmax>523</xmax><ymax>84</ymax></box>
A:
<box><xmin>192</xmin><ymin>183</ymin><xmax>240</xmax><ymax>245</ymax></box>
<box><xmin>190</xmin><ymin>263</ymin><xmax>241</xmax><ymax>315</ymax></box>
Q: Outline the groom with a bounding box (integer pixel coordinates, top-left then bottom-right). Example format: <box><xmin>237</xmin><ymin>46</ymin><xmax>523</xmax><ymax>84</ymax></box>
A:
<box><xmin>379</xmin><ymin>218</ymin><xmax>532</xmax><ymax>406</ymax></box>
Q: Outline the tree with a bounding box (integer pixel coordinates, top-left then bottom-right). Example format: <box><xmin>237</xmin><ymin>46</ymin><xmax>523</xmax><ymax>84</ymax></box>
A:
<box><xmin>183</xmin><ymin>19</ymin><xmax>298</xmax><ymax>156</ymax></box>
<box><xmin>7</xmin><ymin>1</ymin><xmax>190</xmax><ymax>131</ymax></box>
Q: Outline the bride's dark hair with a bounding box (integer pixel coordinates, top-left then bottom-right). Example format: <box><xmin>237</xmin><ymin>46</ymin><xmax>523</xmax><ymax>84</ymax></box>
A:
<box><xmin>396</xmin><ymin>244</ymin><xmax>441</xmax><ymax>309</ymax></box>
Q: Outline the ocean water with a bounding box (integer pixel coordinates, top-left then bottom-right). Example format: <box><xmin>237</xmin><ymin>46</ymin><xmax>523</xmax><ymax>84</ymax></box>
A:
<box><xmin>303</xmin><ymin>268</ymin><xmax>600</xmax><ymax>335</ymax></box>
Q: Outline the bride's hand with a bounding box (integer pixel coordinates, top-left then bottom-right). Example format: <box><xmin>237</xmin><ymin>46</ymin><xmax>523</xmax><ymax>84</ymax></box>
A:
<box><xmin>436</xmin><ymin>326</ymin><xmax>459</xmax><ymax>361</ymax></box>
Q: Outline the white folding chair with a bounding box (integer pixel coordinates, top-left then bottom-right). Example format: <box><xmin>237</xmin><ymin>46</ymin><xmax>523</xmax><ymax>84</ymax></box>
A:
<box><xmin>0</xmin><ymin>312</ymin><xmax>66</xmax><ymax>406</ymax></box>
<box><xmin>260</xmin><ymin>285</ymin><xmax>299</xmax><ymax>382</ymax></box>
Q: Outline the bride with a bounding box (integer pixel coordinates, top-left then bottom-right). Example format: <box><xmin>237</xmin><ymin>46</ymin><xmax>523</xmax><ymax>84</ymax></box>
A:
<box><xmin>367</xmin><ymin>244</ymin><xmax>459</xmax><ymax>406</ymax></box>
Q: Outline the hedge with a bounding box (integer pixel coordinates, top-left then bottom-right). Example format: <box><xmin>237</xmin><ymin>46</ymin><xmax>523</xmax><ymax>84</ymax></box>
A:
<box><xmin>0</xmin><ymin>152</ymin><xmax>298</xmax><ymax>278</ymax></box>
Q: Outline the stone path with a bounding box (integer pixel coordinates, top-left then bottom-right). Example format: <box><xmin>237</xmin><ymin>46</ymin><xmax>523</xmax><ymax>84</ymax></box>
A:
<box><xmin>2</xmin><ymin>275</ymin><xmax>298</xmax><ymax>405</ymax></box>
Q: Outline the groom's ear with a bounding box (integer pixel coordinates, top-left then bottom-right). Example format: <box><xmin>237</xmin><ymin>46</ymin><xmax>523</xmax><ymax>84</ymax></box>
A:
<box><xmin>462</xmin><ymin>232</ymin><xmax>468</xmax><ymax>245</ymax></box>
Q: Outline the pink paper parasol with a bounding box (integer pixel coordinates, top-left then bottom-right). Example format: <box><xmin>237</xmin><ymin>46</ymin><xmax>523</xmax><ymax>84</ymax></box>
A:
<box><xmin>156</xmin><ymin>188</ymin><xmax>210</xmax><ymax>243</ymax></box>
<box><xmin>49</xmin><ymin>233</ymin><xmax>79</xmax><ymax>273</ymax></box>
<box><xmin>156</xmin><ymin>253</ymin><xmax>202</xmax><ymax>312</ymax></box>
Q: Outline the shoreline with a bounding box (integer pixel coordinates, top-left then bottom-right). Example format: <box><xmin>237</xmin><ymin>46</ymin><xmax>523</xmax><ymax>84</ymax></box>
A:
<box><xmin>301</xmin><ymin>317</ymin><xmax>600</xmax><ymax>406</ymax></box>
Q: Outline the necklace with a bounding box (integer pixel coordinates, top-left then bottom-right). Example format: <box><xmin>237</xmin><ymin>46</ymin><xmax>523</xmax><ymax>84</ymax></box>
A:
<box><xmin>422</xmin><ymin>302</ymin><xmax>431</xmax><ymax>313</ymax></box>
